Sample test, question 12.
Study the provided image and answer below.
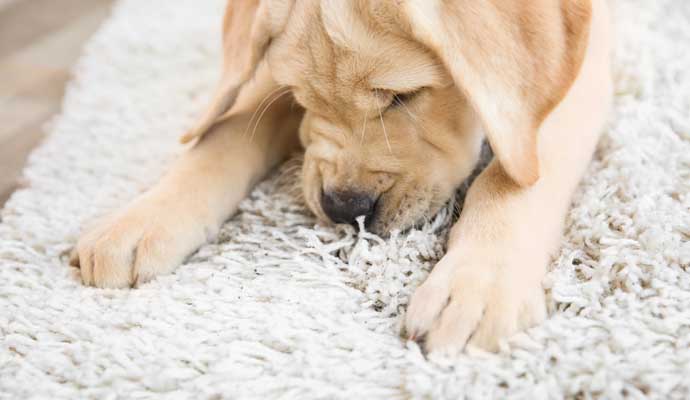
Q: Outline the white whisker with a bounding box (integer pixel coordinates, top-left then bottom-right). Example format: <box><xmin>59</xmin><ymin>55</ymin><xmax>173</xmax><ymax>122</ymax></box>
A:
<box><xmin>375</xmin><ymin>89</ymin><xmax>393</xmax><ymax>153</ymax></box>
<box><xmin>243</xmin><ymin>86</ymin><xmax>290</xmax><ymax>138</ymax></box>
<box><xmin>250</xmin><ymin>90</ymin><xmax>292</xmax><ymax>141</ymax></box>
<box><xmin>360</xmin><ymin>107</ymin><xmax>369</xmax><ymax>144</ymax></box>
<box><xmin>396</xmin><ymin>95</ymin><xmax>433</xmax><ymax>137</ymax></box>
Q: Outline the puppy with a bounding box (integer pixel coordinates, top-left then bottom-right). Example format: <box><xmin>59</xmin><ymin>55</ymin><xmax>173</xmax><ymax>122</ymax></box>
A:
<box><xmin>71</xmin><ymin>0</ymin><xmax>612</xmax><ymax>354</ymax></box>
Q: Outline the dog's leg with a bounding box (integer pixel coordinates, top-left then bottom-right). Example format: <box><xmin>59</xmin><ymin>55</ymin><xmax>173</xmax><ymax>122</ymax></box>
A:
<box><xmin>72</xmin><ymin>74</ymin><xmax>301</xmax><ymax>288</ymax></box>
<box><xmin>405</xmin><ymin>0</ymin><xmax>612</xmax><ymax>353</ymax></box>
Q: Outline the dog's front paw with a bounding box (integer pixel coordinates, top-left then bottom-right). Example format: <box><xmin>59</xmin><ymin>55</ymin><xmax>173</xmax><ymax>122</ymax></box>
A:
<box><xmin>405</xmin><ymin>252</ymin><xmax>547</xmax><ymax>354</ymax></box>
<box><xmin>70</xmin><ymin>196</ymin><xmax>210</xmax><ymax>289</ymax></box>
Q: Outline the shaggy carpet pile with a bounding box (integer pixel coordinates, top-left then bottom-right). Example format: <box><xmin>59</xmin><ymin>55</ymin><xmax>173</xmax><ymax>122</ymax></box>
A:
<box><xmin>1</xmin><ymin>0</ymin><xmax>688</xmax><ymax>398</ymax></box>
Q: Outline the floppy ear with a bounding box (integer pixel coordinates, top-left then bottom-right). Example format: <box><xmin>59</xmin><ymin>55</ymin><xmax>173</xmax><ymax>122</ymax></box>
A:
<box><xmin>180</xmin><ymin>0</ymin><xmax>293</xmax><ymax>143</ymax></box>
<box><xmin>404</xmin><ymin>0</ymin><xmax>592</xmax><ymax>186</ymax></box>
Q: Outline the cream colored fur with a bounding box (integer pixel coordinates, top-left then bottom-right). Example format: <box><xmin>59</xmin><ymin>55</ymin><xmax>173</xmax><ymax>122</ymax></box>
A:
<box><xmin>71</xmin><ymin>0</ymin><xmax>611</xmax><ymax>354</ymax></box>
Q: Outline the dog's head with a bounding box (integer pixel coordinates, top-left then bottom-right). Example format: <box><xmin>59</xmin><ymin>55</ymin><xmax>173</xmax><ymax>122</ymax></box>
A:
<box><xmin>184</xmin><ymin>0</ymin><xmax>592</xmax><ymax>235</ymax></box>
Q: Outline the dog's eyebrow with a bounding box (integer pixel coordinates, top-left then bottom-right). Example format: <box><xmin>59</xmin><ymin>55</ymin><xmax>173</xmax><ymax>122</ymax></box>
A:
<box><xmin>368</xmin><ymin>62</ymin><xmax>444</xmax><ymax>92</ymax></box>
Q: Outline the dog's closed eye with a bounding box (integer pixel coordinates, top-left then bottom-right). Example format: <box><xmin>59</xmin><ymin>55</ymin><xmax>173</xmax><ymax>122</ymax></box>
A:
<box><xmin>371</xmin><ymin>88</ymin><xmax>424</xmax><ymax>112</ymax></box>
<box><xmin>389</xmin><ymin>89</ymin><xmax>423</xmax><ymax>110</ymax></box>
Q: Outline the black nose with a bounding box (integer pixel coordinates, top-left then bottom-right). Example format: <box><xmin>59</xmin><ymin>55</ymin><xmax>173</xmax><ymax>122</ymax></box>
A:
<box><xmin>320</xmin><ymin>190</ymin><xmax>377</xmax><ymax>226</ymax></box>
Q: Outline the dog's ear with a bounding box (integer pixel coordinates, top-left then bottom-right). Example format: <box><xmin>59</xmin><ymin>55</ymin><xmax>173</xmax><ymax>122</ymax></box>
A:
<box><xmin>404</xmin><ymin>0</ymin><xmax>592</xmax><ymax>186</ymax></box>
<box><xmin>181</xmin><ymin>0</ymin><xmax>293</xmax><ymax>143</ymax></box>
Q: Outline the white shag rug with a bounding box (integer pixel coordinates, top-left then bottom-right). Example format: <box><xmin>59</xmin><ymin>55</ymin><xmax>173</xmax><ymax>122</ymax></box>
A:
<box><xmin>1</xmin><ymin>0</ymin><xmax>689</xmax><ymax>398</ymax></box>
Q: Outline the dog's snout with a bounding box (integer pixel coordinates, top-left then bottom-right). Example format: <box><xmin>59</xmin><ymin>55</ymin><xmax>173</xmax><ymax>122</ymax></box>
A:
<box><xmin>320</xmin><ymin>190</ymin><xmax>377</xmax><ymax>226</ymax></box>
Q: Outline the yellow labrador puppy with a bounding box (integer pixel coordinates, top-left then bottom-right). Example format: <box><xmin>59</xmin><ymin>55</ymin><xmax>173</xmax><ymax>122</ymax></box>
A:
<box><xmin>72</xmin><ymin>0</ymin><xmax>612</xmax><ymax>354</ymax></box>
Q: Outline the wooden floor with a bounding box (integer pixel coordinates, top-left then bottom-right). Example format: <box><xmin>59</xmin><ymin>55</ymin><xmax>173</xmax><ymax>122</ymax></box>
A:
<box><xmin>0</xmin><ymin>0</ymin><xmax>114</xmax><ymax>206</ymax></box>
